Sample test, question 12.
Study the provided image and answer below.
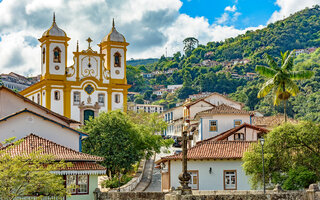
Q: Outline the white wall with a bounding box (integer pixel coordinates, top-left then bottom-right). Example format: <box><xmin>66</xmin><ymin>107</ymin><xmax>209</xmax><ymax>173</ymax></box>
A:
<box><xmin>200</xmin><ymin>114</ymin><xmax>251</xmax><ymax>141</ymax></box>
<box><xmin>51</xmin><ymin>88</ymin><xmax>64</xmax><ymax>116</ymax></box>
<box><xmin>111</xmin><ymin>91</ymin><xmax>123</xmax><ymax>110</ymax></box>
<box><xmin>169</xmin><ymin>160</ymin><xmax>251</xmax><ymax>190</ymax></box>
<box><xmin>110</xmin><ymin>48</ymin><xmax>124</xmax><ymax>79</ymax></box>
<box><xmin>79</xmin><ymin>55</ymin><xmax>100</xmax><ymax>80</ymax></box>
<box><xmin>0</xmin><ymin>112</ymin><xmax>80</xmax><ymax>151</ymax></box>
<box><xmin>41</xmin><ymin>45</ymin><xmax>46</xmax><ymax>76</ymax></box>
<box><xmin>49</xmin><ymin>43</ymin><xmax>66</xmax><ymax>75</ymax></box>
<box><xmin>189</xmin><ymin>101</ymin><xmax>213</xmax><ymax>120</ymax></box>
<box><xmin>204</xmin><ymin>95</ymin><xmax>242</xmax><ymax>110</ymax></box>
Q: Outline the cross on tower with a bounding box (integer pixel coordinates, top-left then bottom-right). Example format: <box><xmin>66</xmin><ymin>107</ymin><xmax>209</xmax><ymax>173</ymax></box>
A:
<box><xmin>86</xmin><ymin>37</ymin><xmax>93</xmax><ymax>49</ymax></box>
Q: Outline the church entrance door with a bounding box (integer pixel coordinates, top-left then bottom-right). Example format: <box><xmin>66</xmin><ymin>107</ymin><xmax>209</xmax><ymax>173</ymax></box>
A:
<box><xmin>84</xmin><ymin>109</ymin><xmax>94</xmax><ymax>124</ymax></box>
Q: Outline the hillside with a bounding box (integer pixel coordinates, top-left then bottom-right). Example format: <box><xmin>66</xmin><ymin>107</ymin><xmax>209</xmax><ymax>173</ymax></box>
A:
<box><xmin>127</xmin><ymin>58</ymin><xmax>159</xmax><ymax>66</ymax></box>
<box><xmin>127</xmin><ymin>6</ymin><xmax>320</xmax><ymax>117</ymax></box>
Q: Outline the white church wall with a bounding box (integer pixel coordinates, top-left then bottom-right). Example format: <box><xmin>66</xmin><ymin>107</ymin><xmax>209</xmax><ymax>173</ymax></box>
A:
<box><xmin>110</xmin><ymin>48</ymin><xmax>124</xmax><ymax>79</ymax></box>
<box><xmin>41</xmin><ymin>45</ymin><xmax>46</xmax><ymax>76</ymax></box>
<box><xmin>51</xmin><ymin>88</ymin><xmax>64</xmax><ymax>116</ymax></box>
<box><xmin>111</xmin><ymin>91</ymin><xmax>123</xmax><ymax>110</ymax></box>
<box><xmin>49</xmin><ymin>42</ymin><xmax>66</xmax><ymax>75</ymax></box>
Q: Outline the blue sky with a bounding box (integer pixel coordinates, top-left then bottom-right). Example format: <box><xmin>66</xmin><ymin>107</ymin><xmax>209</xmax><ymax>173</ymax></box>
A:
<box><xmin>180</xmin><ymin>0</ymin><xmax>280</xmax><ymax>29</ymax></box>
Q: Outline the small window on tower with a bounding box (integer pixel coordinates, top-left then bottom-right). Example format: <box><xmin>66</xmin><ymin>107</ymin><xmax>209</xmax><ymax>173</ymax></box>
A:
<box><xmin>115</xmin><ymin>94</ymin><xmax>120</xmax><ymax>103</ymax></box>
<box><xmin>53</xmin><ymin>47</ymin><xmax>61</xmax><ymax>63</ymax></box>
<box><xmin>37</xmin><ymin>93</ymin><xmax>40</xmax><ymax>104</ymax></box>
<box><xmin>74</xmin><ymin>92</ymin><xmax>80</xmax><ymax>105</ymax></box>
<box><xmin>114</xmin><ymin>52</ymin><xmax>121</xmax><ymax>67</ymax></box>
<box><xmin>54</xmin><ymin>91</ymin><xmax>60</xmax><ymax>101</ymax></box>
<box><xmin>42</xmin><ymin>48</ymin><xmax>45</xmax><ymax>64</ymax></box>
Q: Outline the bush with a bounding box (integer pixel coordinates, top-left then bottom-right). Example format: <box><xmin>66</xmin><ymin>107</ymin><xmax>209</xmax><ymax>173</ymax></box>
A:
<box><xmin>102</xmin><ymin>174</ymin><xmax>133</xmax><ymax>189</ymax></box>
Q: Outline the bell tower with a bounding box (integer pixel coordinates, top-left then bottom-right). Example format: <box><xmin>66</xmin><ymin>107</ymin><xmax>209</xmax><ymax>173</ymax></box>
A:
<box><xmin>99</xmin><ymin>19</ymin><xmax>129</xmax><ymax>84</ymax></box>
<box><xmin>39</xmin><ymin>13</ymin><xmax>70</xmax><ymax>81</ymax></box>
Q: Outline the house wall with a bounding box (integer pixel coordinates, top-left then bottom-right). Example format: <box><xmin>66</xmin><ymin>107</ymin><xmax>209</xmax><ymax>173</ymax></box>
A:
<box><xmin>0</xmin><ymin>112</ymin><xmax>80</xmax><ymax>151</ymax></box>
<box><xmin>67</xmin><ymin>175</ymin><xmax>99</xmax><ymax>200</ymax></box>
<box><xmin>200</xmin><ymin>114</ymin><xmax>251</xmax><ymax>141</ymax></box>
<box><xmin>169</xmin><ymin>160</ymin><xmax>251</xmax><ymax>191</ymax></box>
<box><xmin>227</xmin><ymin>128</ymin><xmax>259</xmax><ymax>141</ymax></box>
<box><xmin>189</xmin><ymin>101</ymin><xmax>213</xmax><ymax>120</ymax></box>
<box><xmin>0</xmin><ymin>89</ymin><xmax>69</xmax><ymax>126</ymax></box>
<box><xmin>204</xmin><ymin>95</ymin><xmax>242</xmax><ymax>110</ymax></box>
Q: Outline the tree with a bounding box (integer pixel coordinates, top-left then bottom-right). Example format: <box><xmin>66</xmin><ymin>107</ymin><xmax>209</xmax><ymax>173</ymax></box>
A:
<box><xmin>255</xmin><ymin>51</ymin><xmax>314</xmax><ymax>121</ymax></box>
<box><xmin>183</xmin><ymin>37</ymin><xmax>199</xmax><ymax>56</ymax></box>
<box><xmin>243</xmin><ymin>122</ymin><xmax>320</xmax><ymax>190</ymax></box>
<box><xmin>143</xmin><ymin>90</ymin><xmax>153</xmax><ymax>100</ymax></box>
<box><xmin>134</xmin><ymin>95</ymin><xmax>144</xmax><ymax>104</ymax></box>
<box><xmin>0</xmin><ymin>138</ymin><xmax>71</xmax><ymax>200</ymax></box>
<box><xmin>81</xmin><ymin>111</ymin><xmax>171</xmax><ymax>177</ymax></box>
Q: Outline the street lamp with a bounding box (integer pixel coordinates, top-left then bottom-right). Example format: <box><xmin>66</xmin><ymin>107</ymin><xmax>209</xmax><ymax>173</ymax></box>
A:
<box><xmin>177</xmin><ymin>119</ymin><xmax>193</xmax><ymax>195</ymax></box>
<box><xmin>260</xmin><ymin>137</ymin><xmax>266</xmax><ymax>194</ymax></box>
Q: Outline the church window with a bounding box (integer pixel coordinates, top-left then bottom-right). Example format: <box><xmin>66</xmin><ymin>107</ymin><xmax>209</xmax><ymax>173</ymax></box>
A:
<box><xmin>98</xmin><ymin>93</ymin><xmax>105</xmax><ymax>106</ymax></box>
<box><xmin>53</xmin><ymin>47</ymin><xmax>61</xmax><ymax>63</ymax></box>
<box><xmin>42</xmin><ymin>48</ymin><xmax>45</xmax><ymax>64</ymax></box>
<box><xmin>84</xmin><ymin>84</ymin><xmax>94</xmax><ymax>95</ymax></box>
<box><xmin>54</xmin><ymin>91</ymin><xmax>60</xmax><ymax>101</ymax></box>
<box><xmin>32</xmin><ymin>96</ymin><xmax>35</xmax><ymax>102</ymax></box>
<box><xmin>37</xmin><ymin>93</ymin><xmax>40</xmax><ymax>104</ymax></box>
<box><xmin>74</xmin><ymin>92</ymin><xmax>80</xmax><ymax>105</ymax></box>
<box><xmin>115</xmin><ymin>94</ymin><xmax>120</xmax><ymax>103</ymax></box>
<box><xmin>114</xmin><ymin>52</ymin><xmax>121</xmax><ymax>67</ymax></box>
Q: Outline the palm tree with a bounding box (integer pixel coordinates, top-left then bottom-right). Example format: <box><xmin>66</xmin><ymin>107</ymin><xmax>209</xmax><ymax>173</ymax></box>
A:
<box><xmin>256</xmin><ymin>50</ymin><xmax>314</xmax><ymax>122</ymax></box>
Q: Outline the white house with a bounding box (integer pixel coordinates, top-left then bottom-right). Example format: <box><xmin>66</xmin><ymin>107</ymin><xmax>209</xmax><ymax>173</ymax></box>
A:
<box><xmin>156</xmin><ymin>141</ymin><xmax>253</xmax><ymax>191</ymax></box>
<box><xmin>193</xmin><ymin>104</ymin><xmax>254</xmax><ymax>143</ymax></box>
<box><xmin>127</xmin><ymin>102</ymin><xmax>164</xmax><ymax>114</ymax></box>
<box><xmin>0</xmin><ymin>86</ymin><xmax>85</xmax><ymax>151</ymax></box>
<box><xmin>156</xmin><ymin>123</ymin><xmax>269</xmax><ymax>191</ymax></box>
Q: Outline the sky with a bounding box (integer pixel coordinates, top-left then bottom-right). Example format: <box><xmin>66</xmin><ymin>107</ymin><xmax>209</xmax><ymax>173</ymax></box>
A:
<box><xmin>0</xmin><ymin>0</ymin><xmax>320</xmax><ymax>76</ymax></box>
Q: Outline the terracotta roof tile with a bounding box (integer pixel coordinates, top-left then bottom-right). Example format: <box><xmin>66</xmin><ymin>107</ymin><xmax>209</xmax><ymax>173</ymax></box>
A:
<box><xmin>2</xmin><ymin>134</ymin><xmax>103</xmax><ymax>161</ymax></box>
<box><xmin>195</xmin><ymin>104</ymin><xmax>253</xmax><ymax>119</ymax></box>
<box><xmin>253</xmin><ymin>115</ymin><xmax>298</xmax><ymax>128</ymax></box>
<box><xmin>198</xmin><ymin>123</ymin><xmax>269</xmax><ymax>144</ymax></box>
<box><xmin>64</xmin><ymin>162</ymin><xmax>106</xmax><ymax>171</ymax></box>
<box><xmin>157</xmin><ymin>141</ymin><xmax>253</xmax><ymax>163</ymax></box>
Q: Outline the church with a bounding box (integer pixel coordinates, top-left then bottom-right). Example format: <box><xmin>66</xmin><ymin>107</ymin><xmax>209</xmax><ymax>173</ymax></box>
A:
<box><xmin>20</xmin><ymin>14</ymin><xmax>131</xmax><ymax>124</ymax></box>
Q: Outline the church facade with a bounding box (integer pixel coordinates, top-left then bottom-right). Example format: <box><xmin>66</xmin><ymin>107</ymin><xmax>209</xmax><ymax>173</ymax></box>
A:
<box><xmin>20</xmin><ymin>15</ymin><xmax>130</xmax><ymax>124</ymax></box>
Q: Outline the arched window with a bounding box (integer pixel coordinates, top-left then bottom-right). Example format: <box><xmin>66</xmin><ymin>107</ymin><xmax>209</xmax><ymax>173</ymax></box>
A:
<box><xmin>115</xmin><ymin>94</ymin><xmax>120</xmax><ymax>103</ymax></box>
<box><xmin>53</xmin><ymin>47</ymin><xmax>61</xmax><ymax>63</ymax></box>
<box><xmin>114</xmin><ymin>52</ymin><xmax>121</xmax><ymax>67</ymax></box>
<box><xmin>54</xmin><ymin>91</ymin><xmax>60</xmax><ymax>101</ymax></box>
<box><xmin>42</xmin><ymin>48</ymin><xmax>45</xmax><ymax>64</ymax></box>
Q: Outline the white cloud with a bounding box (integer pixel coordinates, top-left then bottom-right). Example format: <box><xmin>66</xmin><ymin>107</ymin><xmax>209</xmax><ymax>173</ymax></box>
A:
<box><xmin>216</xmin><ymin>13</ymin><xmax>229</xmax><ymax>24</ymax></box>
<box><xmin>268</xmin><ymin>0</ymin><xmax>320</xmax><ymax>23</ymax></box>
<box><xmin>0</xmin><ymin>0</ymin><xmax>262</xmax><ymax>75</ymax></box>
<box><xmin>225</xmin><ymin>5</ymin><xmax>237</xmax><ymax>12</ymax></box>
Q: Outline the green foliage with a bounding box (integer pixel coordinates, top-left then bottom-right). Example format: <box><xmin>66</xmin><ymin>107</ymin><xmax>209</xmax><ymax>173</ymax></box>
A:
<box><xmin>0</xmin><ymin>139</ymin><xmax>71</xmax><ymax>200</ymax></box>
<box><xmin>243</xmin><ymin>122</ymin><xmax>320</xmax><ymax>190</ymax></box>
<box><xmin>81</xmin><ymin>111</ymin><xmax>171</xmax><ymax>177</ymax></box>
<box><xmin>101</xmin><ymin>174</ymin><xmax>133</xmax><ymax>189</ymax></box>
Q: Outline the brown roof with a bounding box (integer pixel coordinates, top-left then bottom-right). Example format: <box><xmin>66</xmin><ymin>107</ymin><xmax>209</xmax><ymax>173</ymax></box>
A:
<box><xmin>194</xmin><ymin>104</ymin><xmax>254</xmax><ymax>119</ymax></box>
<box><xmin>2</xmin><ymin>134</ymin><xmax>103</xmax><ymax>161</ymax></box>
<box><xmin>184</xmin><ymin>99</ymin><xmax>215</xmax><ymax>108</ymax></box>
<box><xmin>0</xmin><ymin>86</ymin><xmax>80</xmax><ymax>125</ymax></box>
<box><xmin>198</xmin><ymin>123</ymin><xmax>269</xmax><ymax>144</ymax></box>
<box><xmin>156</xmin><ymin>141</ymin><xmax>253</xmax><ymax>163</ymax></box>
<box><xmin>64</xmin><ymin>162</ymin><xmax>106</xmax><ymax>171</ymax></box>
<box><xmin>253</xmin><ymin>115</ymin><xmax>298</xmax><ymax>128</ymax></box>
<box><xmin>202</xmin><ymin>92</ymin><xmax>244</xmax><ymax>107</ymax></box>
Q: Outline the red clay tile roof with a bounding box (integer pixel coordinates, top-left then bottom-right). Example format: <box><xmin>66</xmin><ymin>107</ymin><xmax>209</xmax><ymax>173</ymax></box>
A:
<box><xmin>64</xmin><ymin>162</ymin><xmax>106</xmax><ymax>171</ymax></box>
<box><xmin>2</xmin><ymin>134</ymin><xmax>103</xmax><ymax>161</ymax></box>
<box><xmin>0</xmin><ymin>86</ymin><xmax>80</xmax><ymax>124</ymax></box>
<box><xmin>156</xmin><ymin>141</ymin><xmax>254</xmax><ymax>163</ymax></box>
<box><xmin>184</xmin><ymin>99</ymin><xmax>215</xmax><ymax>108</ymax></box>
<box><xmin>253</xmin><ymin>115</ymin><xmax>298</xmax><ymax>128</ymax></box>
<box><xmin>198</xmin><ymin>123</ymin><xmax>269</xmax><ymax>144</ymax></box>
<box><xmin>194</xmin><ymin>104</ymin><xmax>254</xmax><ymax>119</ymax></box>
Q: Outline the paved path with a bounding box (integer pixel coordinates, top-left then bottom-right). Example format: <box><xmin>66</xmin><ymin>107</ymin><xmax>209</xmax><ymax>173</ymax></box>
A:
<box><xmin>133</xmin><ymin>158</ymin><xmax>154</xmax><ymax>191</ymax></box>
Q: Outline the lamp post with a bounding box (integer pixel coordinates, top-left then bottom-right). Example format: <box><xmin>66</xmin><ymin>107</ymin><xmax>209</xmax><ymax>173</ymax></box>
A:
<box><xmin>177</xmin><ymin>119</ymin><xmax>193</xmax><ymax>195</ymax></box>
<box><xmin>260</xmin><ymin>137</ymin><xmax>266</xmax><ymax>194</ymax></box>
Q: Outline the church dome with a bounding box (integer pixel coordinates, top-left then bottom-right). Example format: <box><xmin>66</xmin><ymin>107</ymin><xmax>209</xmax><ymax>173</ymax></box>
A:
<box><xmin>42</xmin><ymin>13</ymin><xmax>67</xmax><ymax>37</ymax></box>
<box><xmin>102</xmin><ymin>19</ymin><xmax>125</xmax><ymax>42</ymax></box>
